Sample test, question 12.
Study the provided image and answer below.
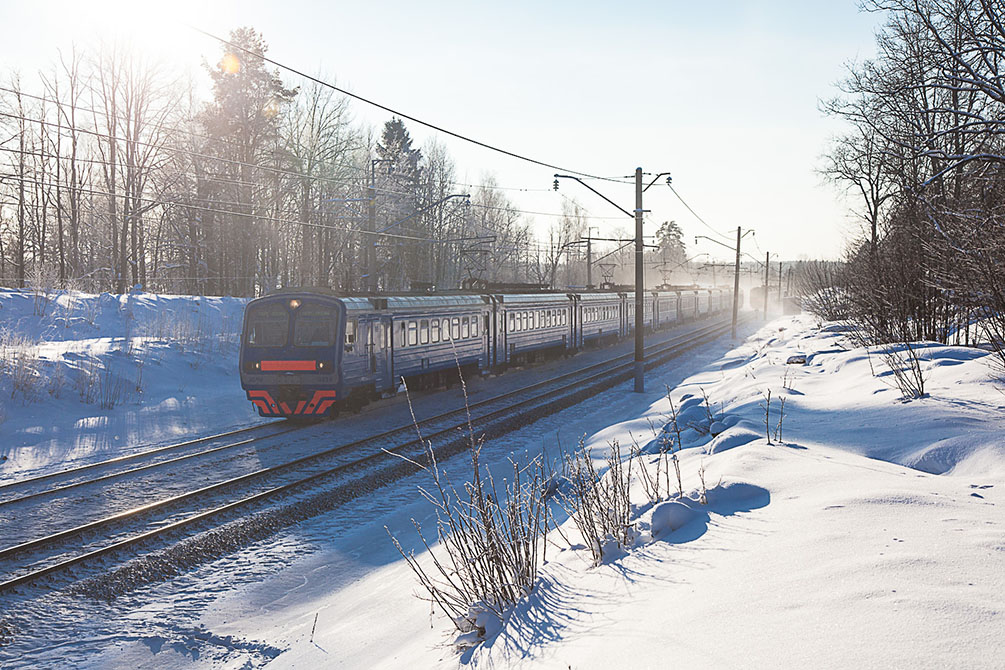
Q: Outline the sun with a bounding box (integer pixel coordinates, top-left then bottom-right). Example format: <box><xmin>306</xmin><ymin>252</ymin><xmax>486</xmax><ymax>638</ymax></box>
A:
<box><xmin>49</xmin><ymin>0</ymin><xmax>211</xmax><ymax>71</ymax></box>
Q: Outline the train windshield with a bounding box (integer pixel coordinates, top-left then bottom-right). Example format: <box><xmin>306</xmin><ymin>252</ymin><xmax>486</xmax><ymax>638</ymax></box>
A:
<box><xmin>293</xmin><ymin>303</ymin><xmax>339</xmax><ymax>347</ymax></box>
<box><xmin>245</xmin><ymin>303</ymin><xmax>289</xmax><ymax>347</ymax></box>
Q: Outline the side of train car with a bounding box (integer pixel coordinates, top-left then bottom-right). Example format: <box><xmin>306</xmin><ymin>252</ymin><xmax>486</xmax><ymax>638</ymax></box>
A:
<box><xmin>240</xmin><ymin>287</ymin><xmax>733</xmax><ymax>418</ymax></box>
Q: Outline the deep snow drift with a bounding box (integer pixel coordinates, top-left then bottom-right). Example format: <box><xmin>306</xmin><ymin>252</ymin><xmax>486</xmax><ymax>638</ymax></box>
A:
<box><xmin>2</xmin><ymin>303</ymin><xmax>1002</xmax><ymax>669</ymax></box>
<box><xmin>250</xmin><ymin>314</ymin><xmax>1003</xmax><ymax>669</ymax></box>
<box><xmin>0</xmin><ymin>288</ymin><xmax>259</xmax><ymax>479</ymax></box>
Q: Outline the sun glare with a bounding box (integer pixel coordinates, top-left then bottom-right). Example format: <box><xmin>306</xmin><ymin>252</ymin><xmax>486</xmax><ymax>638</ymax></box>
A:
<box><xmin>220</xmin><ymin>52</ymin><xmax>241</xmax><ymax>74</ymax></box>
<box><xmin>50</xmin><ymin>0</ymin><xmax>210</xmax><ymax>71</ymax></box>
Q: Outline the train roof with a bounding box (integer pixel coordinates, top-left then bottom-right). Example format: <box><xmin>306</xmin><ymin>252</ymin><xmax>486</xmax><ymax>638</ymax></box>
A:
<box><xmin>384</xmin><ymin>295</ymin><xmax>488</xmax><ymax>310</ymax></box>
<box><xmin>493</xmin><ymin>293</ymin><xmax>572</xmax><ymax>304</ymax></box>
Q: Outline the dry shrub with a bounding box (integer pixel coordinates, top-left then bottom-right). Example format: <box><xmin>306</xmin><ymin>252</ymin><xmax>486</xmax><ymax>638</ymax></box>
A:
<box><xmin>387</xmin><ymin>378</ymin><xmax>548</xmax><ymax>647</ymax></box>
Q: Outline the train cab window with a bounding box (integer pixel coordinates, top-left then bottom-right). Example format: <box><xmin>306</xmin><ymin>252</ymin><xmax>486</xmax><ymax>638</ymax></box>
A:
<box><xmin>399</xmin><ymin>322</ymin><xmax>407</xmax><ymax>347</ymax></box>
<box><xmin>431</xmin><ymin>319</ymin><xmax>441</xmax><ymax>343</ymax></box>
<box><xmin>407</xmin><ymin>321</ymin><xmax>418</xmax><ymax>347</ymax></box>
<box><xmin>293</xmin><ymin>303</ymin><xmax>339</xmax><ymax>348</ymax></box>
<box><xmin>462</xmin><ymin>316</ymin><xmax>470</xmax><ymax>339</ymax></box>
<box><xmin>420</xmin><ymin>319</ymin><xmax>430</xmax><ymax>345</ymax></box>
<box><xmin>245</xmin><ymin>302</ymin><xmax>289</xmax><ymax>346</ymax></box>
<box><xmin>452</xmin><ymin>317</ymin><xmax>461</xmax><ymax>340</ymax></box>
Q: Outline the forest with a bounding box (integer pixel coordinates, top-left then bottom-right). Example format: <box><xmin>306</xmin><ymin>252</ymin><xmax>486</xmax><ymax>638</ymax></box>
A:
<box><xmin>0</xmin><ymin>27</ymin><xmax>689</xmax><ymax>298</ymax></box>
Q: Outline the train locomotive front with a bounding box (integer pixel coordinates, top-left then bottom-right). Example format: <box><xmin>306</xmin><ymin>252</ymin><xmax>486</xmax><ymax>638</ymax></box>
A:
<box><xmin>240</xmin><ymin>292</ymin><xmax>343</xmax><ymax>418</ymax></box>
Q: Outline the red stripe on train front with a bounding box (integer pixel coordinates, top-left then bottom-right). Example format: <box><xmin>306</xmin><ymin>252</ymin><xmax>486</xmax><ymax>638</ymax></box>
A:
<box><xmin>247</xmin><ymin>390</ymin><xmax>278</xmax><ymax>415</ymax></box>
<box><xmin>260</xmin><ymin>360</ymin><xmax>317</xmax><ymax>372</ymax></box>
<box><xmin>309</xmin><ymin>390</ymin><xmax>337</xmax><ymax>415</ymax></box>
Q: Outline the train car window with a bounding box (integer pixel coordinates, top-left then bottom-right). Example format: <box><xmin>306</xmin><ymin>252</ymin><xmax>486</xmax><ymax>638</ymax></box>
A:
<box><xmin>472</xmin><ymin>315</ymin><xmax>479</xmax><ymax>337</ymax></box>
<box><xmin>431</xmin><ymin>319</ymin><xmax>441</xmax><ymax>343</ymax></box>
<box><xmin>245</xmin><ymin>302</ymin><xmax>289</xmax><ymax>346</ymax></box>
<box><xmin>507</xmin><ymin>312</ymin><xmax>514</xmax><ymax>333</ymax></box>
<box><xmin>452</xmin><ymin>317</ymin><xmax>461</xmax><ymax>340</ymax></box>
<box><xmin>399</xmin><ymin>322</ymin><xmax>407</xmax><ymax>347</ymax></box>
<box><xmin>462</xmin><ymin>316</ymin><xmax>470</xmax><ymax>339</ymax></box>
<box><xmin>407</xmin><ymin>321</ymin><xmax>418</xmax><ymax>347</ymax></box>
<box><xmin>441</xmin><ymin>317</ymin><xmax>450</xmax><ymax>339</ymax></box>
<box><xmin>420</xmin><ymin>319</ymin><xmax>430</xmax><ymax>345</ymax></box>
<box><xmin>343</xmin><ymin>319</ymin><xmax>357</xmax><ymax>352</ymax></box>
<box><xmin>293</xmin><ymin>303</ymin><xmax>339</xmax><ymax>347</ymax></box>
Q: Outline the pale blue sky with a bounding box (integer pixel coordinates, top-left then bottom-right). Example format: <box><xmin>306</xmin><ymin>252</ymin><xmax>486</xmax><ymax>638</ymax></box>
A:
<box><xmin>6</xmin><ymin>1</ymin><xmax>885</xmax><ymax>261</ymax></box>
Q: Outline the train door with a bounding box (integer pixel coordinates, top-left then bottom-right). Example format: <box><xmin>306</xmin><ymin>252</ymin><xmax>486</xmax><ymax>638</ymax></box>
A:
<box><xmin>370</xmin><ymin>316</ymin><xmax>391</xmax><ymax>390</ymax></box>
<box><xmin>483</xmin><ymin>309</ymin><xmax>492</xmax><ymax>369</ymax></box>
<box><xmin>356</xmin><ymin>319</ymin><xmax>374</xmax><ymax>381</ymax></box>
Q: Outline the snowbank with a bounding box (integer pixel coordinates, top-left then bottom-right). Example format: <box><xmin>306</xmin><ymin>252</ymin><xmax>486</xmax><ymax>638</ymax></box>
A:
<box><xmin>0</xmin><ymin>288</ymin><xmax>260</xmax><ymax>479</ymax></box>
<box><xmin>465</xmin><ymin>314</ymin><xmax>1004</xmax><ymax>668</ymax></box>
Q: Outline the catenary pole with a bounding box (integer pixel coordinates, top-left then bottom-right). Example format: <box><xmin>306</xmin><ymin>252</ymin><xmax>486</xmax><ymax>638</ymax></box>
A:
<box><xmin>634</xmin><ymin>167</ymin><xmax>645</xmax><ymax>393</ymax></box>
<box><xmin>763</xmin><ymin>250</ymin><xmax>770</xmax><ymax>319</ymax></box>
<box><xmin>732</xmin><ymin>226</ymin><xmax>741</xmax><ymax>339</ymax></box>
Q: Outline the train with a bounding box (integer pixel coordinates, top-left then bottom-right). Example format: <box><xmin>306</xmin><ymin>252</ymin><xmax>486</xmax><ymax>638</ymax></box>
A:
<box><xmin>239</xmin><ymin>287</ymin><xmax>734</xmax><ymax>418</ymax></box>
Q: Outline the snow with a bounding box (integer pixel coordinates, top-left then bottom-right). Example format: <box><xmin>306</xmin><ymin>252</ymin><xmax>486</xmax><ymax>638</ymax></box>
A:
<box><xmin>250</xmin><ymin>314</ymin><xmax>1003</xmax><ymax>669</ymax></box>
<box><xmin>0</xmin><ymin>288</ymin><xmax>261</xmax><ymax>480</ymax></box>
<box><xmin>2</xmin><ymin>306</ymin><xmax>1002</xmax><ymax>669</ymax></box>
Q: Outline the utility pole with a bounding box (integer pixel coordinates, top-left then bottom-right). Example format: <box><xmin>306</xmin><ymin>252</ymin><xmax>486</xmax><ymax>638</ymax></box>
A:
<box><xmin>777</xmin><ymin>261</ymin><xmax>783</xmax><ymax>302</ymax></box>
<box><xmin>555</xmin><ymin>169</ymin><xmax>668</xmax><ymax>394</ymax></box>
<box><xmin>366</xmin><ymin>182</ymin><xmax>376</xmax><ymax>293</ymax></box>
<box><xmin>763</xmin><ymin>251</ymin><xmax>770</xmax><ymax>319</ymax></box>
<box><xmin>586</xmin><ymin>228</ymin><xmax>593</xmax><ymax>289</ymax></box>
<box><xmin>634</xmin><ymin>167</ymin><xmax>645</xmax><ymax>393</ymax></box>
<box><xmin>732</xmin><ymin>226</ymin><xmax>741</xmax><ymax>339</ymax></box>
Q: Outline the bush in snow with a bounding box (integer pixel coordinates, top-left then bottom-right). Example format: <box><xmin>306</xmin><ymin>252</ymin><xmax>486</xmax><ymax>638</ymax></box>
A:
<box><xmin>387</xmin><ymin>377</ymin><xmax>548</xmax><ymax>650</ymax></box>
<box><xmin>0</xmin><ymin>330</ymin><xmax>41</xmax><ymax>404</ymax></box>
<box><xmin>557</xmin><ymin>438</ymin><xmax>636</xmax><ymax>564</ymax></box>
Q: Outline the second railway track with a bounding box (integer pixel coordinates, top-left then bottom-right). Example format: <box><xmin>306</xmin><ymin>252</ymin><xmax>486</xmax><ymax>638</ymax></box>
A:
<box><xmin>0</xmin><ymin>316</ymin><xmax>746</xmax><ymax>594</ymax></box>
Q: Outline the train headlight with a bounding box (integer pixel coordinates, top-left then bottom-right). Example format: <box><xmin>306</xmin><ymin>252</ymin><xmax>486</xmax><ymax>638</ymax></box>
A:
<box><xmin>289</xmin><ymin>299</ymin><xmax>301</xmax><ymax>310</ymax></box>
<box><xmin>318</xmin><ymin>360</ymin><xmax>334</xmax><ymax>371</ymax></box>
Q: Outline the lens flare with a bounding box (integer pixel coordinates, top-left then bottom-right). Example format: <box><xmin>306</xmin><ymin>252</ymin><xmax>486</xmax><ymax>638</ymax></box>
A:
<box><xmin>220</xmin><ymin>52</ymin><xmax>240</xmax><ymax>74</ymax></box>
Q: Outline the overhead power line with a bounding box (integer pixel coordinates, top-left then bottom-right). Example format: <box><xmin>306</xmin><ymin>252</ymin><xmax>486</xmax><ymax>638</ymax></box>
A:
<box><xmin>667</xmin><ymin>183</ymin><xmax>733</xmax><ymax>240</ymax></box>
<box><xmin>189</xmin><ymin>25</ymin><xmax>633</xmax><ymax>185</ymax></box>
<box><xmin>0</xmin><ymin>110</ymin><xmax>367</xmax><ymax>189</ymax></box>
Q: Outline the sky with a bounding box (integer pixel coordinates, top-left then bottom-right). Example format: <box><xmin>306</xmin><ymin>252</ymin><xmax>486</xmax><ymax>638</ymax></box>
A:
<box><xmin>3</xmin><ymin>0</ymin><xmax>886</xmax><ymax>263</ymax></box>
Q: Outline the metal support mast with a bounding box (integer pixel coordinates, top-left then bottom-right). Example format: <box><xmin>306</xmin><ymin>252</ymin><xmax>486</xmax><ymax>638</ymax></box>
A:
<box><xmin>732</xmin><ymin>226</ymin><xmax>741</xmax><ymax>339</ymax></box>
<box><xmin>634</xmin><ymin>168</ymin><xmax>645</xmax><ymax>393</ymax></box>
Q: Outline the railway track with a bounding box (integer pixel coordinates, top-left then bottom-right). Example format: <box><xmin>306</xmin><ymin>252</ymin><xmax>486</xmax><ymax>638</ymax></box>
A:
<box><xmin>0</xmin><ymin>315</ymin><xmax>745</xmax><ymax>594</ymax></box>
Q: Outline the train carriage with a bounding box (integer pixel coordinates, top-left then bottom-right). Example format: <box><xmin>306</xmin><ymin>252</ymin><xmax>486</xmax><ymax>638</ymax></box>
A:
<box><xmin>653</xmin><ymin>291</ymin><xmax>679</xmax><ymax>329</ymax></box>
<box><xmin>387</xmin><ymin>295</ymin><xmax>489</xmax><ymax>383</ymax></box>
<box><xmin>624</xmin><ymin>292</ymin><xmax>657</xmax><ymax>334</ymax></box>
<box><xmin>240</xmin><ymin>291</ymin><xmax>345</xmax><ymax>418</ymax></box>
<box><xmin>576</xmin><ymin>293</ymin><xmax>622</xmax><ymax>346</ymax></box>
<box><xmin>696</xmin><ymin>289</ymin><xmax>711</xmax><ymax>316</ymax></box>
<box><xmin>493</xmin><ymin>293</ymin><xmax>574</xmax><ymax>365</ymax></box>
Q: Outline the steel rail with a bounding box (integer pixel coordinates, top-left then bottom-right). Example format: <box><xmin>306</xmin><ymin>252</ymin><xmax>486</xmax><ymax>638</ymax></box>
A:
<box><xmin>0</xmin><ymin>315</ymin><xmax>744</xmax><ymax>593</ymax></box>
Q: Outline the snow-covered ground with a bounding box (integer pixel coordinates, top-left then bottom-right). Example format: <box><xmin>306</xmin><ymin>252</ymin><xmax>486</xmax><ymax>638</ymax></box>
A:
<box><xmin>249</xmin><ymin>316</ymin><xmax>1002</xmax><ymax>669</ymax></box>
<box><xmin>3</xmin><ymin>305</ymin><xmax>1002</xmax><ymax>669</ymax></box>
<box><xmin>0</xmin><ymin>288</ymin><xmax>260</xmax><ymax>479</ymax></box>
